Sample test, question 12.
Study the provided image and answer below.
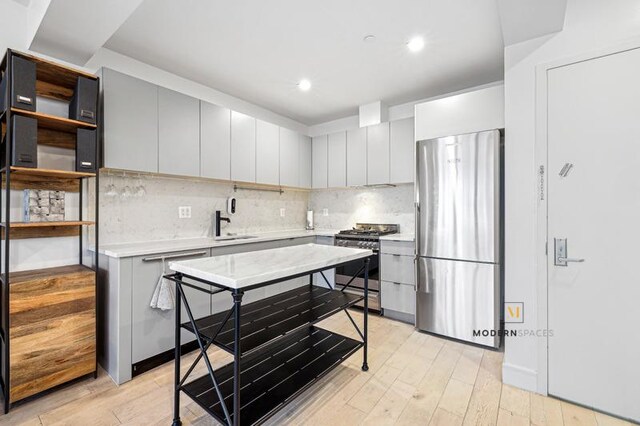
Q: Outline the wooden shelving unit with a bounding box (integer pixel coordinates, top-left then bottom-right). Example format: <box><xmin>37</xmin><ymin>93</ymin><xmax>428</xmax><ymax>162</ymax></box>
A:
<box><xmin>0</xmin><ymin>49</ymin><xmax>100</xmax><ymax>413</ymax></box>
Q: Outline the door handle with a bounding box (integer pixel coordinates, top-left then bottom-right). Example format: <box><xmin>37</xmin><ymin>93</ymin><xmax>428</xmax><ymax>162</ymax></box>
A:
<box><xmin>554</xmin><ymin>238</ymin><xmax>584</xmax><ymax>266</ymax></box>
<box><xmin>557</xmin><ymin>257</ymin><xmax>585</xmax><ymax>263</ymax></box>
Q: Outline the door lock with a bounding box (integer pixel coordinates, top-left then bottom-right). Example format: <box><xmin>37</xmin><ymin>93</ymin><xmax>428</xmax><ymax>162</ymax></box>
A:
<box><xmin>554</xmin><ymin>238</ymin><xmax>585</xmax><ymax>266</ymax></box>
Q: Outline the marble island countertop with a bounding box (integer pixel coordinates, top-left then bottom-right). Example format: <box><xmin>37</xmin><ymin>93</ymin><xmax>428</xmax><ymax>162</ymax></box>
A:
<box><xmin>169</xmin><ymin>243</ymin><xmax>373</xmax><ymax>289</ymax></box>
<box><xmin>98</xmin><ymin>229</ymin><xmax>341</xmax><ymax>258</ymax></box>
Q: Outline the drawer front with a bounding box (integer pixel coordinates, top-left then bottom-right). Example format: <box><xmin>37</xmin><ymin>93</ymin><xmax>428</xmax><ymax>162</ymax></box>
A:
<box><xmin>380</xmin><ymin>240</ymin><xmax>414</xmax><ymax>256</ymax></box>
<box><xmin>381</xmin><ymin>280</ymin><xmax>415</xmax><ymax>315</ymax></box>
<box><xmin>381</xmin><ymin>253</ymin><xmax>415</xmax><ymax>285</ymax></box>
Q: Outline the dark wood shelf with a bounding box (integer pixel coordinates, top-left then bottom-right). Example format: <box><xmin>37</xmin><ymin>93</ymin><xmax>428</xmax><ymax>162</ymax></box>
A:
<box><xmin>2</xmin><ymin>167</ymin><xmax>94</xmax><ymax>192</ymax></box>
<box><xmin>2</xmin><ymin>166</ymin><xmax>95</xmax><ymax>178</ymax></box>
<box><xmin>182</xmin><ymin>285</ymin><xmax>363</xmax><ymax>356</ymax></box>
<box><xmin>11</xmin><ymin>109</ymin><xmax>96</xmax><ymax>133</ymax></box>
<box><xmin>8</xmin><ymin>264</ymin><xmax>94</xmax><ymax>283</ymax></box>
<box><xmin>11</xmin><ymin>50</ymin><xmax>98</xmax><ymax>102</ymax></box>
<box><xmin>182</xmin><ymin>326</ymin><xmax>362</xmax><ymax>425</ymax></box>
<box><xmin>1</xmin><ymin>221</ymin><xmax>95</xmax><ymax>239</ymax></box>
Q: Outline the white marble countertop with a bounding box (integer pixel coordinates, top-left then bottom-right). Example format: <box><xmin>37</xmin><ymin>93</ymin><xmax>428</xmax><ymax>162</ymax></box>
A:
<box><xmin>98</xmin><ymin>229</ymin><xmax>340</xmax><ymax>258</ymax></box>
<box><xmin>379</xmin><ymin>233</ymin><xmax>415</xmax><ymax>242</ymax></box>
<box><xmin>169</xmin><ymin>243</ymin><xmax>373</xmax><ymax>289</ymax></box>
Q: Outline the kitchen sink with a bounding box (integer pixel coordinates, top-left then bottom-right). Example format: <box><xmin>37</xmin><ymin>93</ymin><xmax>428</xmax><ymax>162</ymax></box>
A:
<box><xmin>214</xmin><ymin>235</ymin><xmax>258</xmax><ymax>241</ymax></box>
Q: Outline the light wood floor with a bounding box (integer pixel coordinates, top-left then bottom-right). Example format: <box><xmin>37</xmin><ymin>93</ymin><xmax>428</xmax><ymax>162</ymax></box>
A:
<box><xmin>0</xmin><ymin>311</ymin><xmax>634</xmax><ymax>426</ymax></box>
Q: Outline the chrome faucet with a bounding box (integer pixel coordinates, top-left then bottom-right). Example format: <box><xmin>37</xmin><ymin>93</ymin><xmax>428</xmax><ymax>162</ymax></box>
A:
<box><xmin>214</xmin><ymin>210</ymin><xmax>231</xmax><ymax>237</ymax></box>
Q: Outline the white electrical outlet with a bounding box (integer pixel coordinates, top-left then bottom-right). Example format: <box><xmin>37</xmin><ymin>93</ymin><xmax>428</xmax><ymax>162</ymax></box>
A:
<box><xmin>280</xmin><ymin>208</ymin><xmax>286</xmax><ymax>217</ymax></box>
<box><xmin>178</xmin><ymin>206</ymin><xmax>191</xmax><ymax>219</ymax></box>
<box><xmin>322</xmin><ymin>208</ymin><xmax>329</xmax><ymax>216</ymax></box>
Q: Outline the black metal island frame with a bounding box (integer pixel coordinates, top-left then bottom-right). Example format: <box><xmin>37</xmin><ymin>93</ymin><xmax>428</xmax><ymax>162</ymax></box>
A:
<box><xmin>164</xmin><ymin>243</ymin><xmax>374</xmax><ymax>426</ymax></box>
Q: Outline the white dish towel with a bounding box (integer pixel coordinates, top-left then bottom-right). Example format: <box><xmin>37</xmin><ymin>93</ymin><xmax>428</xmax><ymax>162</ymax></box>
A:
<box><xmin>150</xmin><ymin>258</ymin><xmax>175</xmax><ymax>311</ymax></box>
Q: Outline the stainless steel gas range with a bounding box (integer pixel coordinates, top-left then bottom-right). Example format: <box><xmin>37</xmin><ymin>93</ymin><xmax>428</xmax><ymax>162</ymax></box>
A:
<box><xmin>334</xmin><ymin>223</ymin><xmax>399</xmax><ymax>312</ymax></box>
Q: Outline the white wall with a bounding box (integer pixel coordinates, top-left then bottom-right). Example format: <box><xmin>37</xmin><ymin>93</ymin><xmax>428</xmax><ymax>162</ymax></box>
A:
<box><xmin>503</xmin><ymin>0</ymin><xmax>640</xmax><ymax>393</ymax></box>
<box><xmin>0</xmin><ymin>0</ymin><xmax>29</xmax><ymax>54</ymax></box>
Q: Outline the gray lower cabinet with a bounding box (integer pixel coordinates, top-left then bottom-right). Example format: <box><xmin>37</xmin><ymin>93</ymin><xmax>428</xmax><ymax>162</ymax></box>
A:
<box><xmin>299</xmin><ymin>135</ymin><xmax>312</xmax><ymax>188</ymax></box>
<box><xmin>256</xmin><ymin>120</ymin><xmax>280</xmax><ymax>185</ymax></box>
<box><xmin>380</xmin><ymin>240</ymin><xmax>415</xmax><ymax>323</ymax></box>
<box><xmin>313</xmin><ymin>236</ymin><xmax>335</xmax><ymax>288</ymax></box>
<box><xmin>102</xmin><ymin>68</ymin><xmax>159</xmax><ymax>173</ymax></box>
<box><xmin>231</xmin><ymin>111</ymin><xmax>256</xmax><ymax>183</ymax></box>
<box><xmin>390</xmin><ymin>117</ymin><xmax>415</xmax><ymax>184</ymax></box>
<box><xmin>158</xmin><ymin>88</ymin><xmax>200</xmax><ymax>176</ymax></box>
<box><xmin>99</xmin><ymin>235</ymin><xmax>318</xmax><ymax>385</ymax></box>
<box><xmin>200</xmin><ymin>101</ymin><xmax>231</xmax><ymax>180</ymax></box>
<box><xmin>131</xmin><ymin>249</ymin><xmax>211</xmax><ymax>366</ymax></box>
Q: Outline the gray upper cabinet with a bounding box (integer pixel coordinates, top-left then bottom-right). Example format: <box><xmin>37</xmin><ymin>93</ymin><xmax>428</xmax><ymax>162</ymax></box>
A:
<box><xmin>312</xmin><ymin>135</ymin><xmax>328</xmax><ymax>189</ymax></box>
<box><xmin>346</xmin><ymin>127</ymin><xmax>367</xmax><ymax>186</ymax></box>
<box><xmin>158</xmin><ymin>88</ymin><xmax>200</xmax><ymax>177</ymax></box>
<box><xmin>200</xmin><ymin>101</ymin><xmax>231</xmax><ymax>180</ymax></box>
<box><xmin>390</xmin><ymin>117</ymin><xmax>415</xmax><ymax>183</ymax></box>
<box><xmin>256</xmin><ymin>120</ymin><xmax>280</xmax><ymax>185</ymax></box>
<box><xmin>231</xmin><ymin>111</ymin><xmax>256</xmax><ymax>183</ymax></box>
<box><xmin>327</xmin><ymin>131</ymin><xmax>347</xmax><ymax>187</ymax></box>
<box><xmin>279</xmin><ymin>127</ymin><xmax>299</xmax><ymax>187</ymax></box>
<box><xmin>299</xmin><ymin>135</ymin><xmax>312</xmax><ymax>189</ymax></box>
<box><xmin>367</xmin><ymin>122</ymin><xmax>390</xmax><ymax>185</ymax></box>
<box><xmin>102</xmin><ymin>68</ymin><xmax>158</xmax><ymax>173</ymax></box>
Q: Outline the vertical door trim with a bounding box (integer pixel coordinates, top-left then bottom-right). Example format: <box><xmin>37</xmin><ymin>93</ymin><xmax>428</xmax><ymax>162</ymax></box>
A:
<box><xmin>534</xmin><ymin>35</ymin><xmax>640</xmax><ymax>396</ymax></box>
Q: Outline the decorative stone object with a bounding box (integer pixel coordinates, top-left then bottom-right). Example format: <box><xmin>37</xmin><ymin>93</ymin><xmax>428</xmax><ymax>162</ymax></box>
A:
<box><xmin>23</xmin><ymin>189</ymin><xmax>65</xmax><ymax>222</ymax></box>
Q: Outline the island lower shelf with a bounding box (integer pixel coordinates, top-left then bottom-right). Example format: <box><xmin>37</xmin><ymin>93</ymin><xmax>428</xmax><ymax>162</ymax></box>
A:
<box><xmin>182</xmin><ymin>285</ymin><xmax>364</xmax><ymax>355</ymax></box>
<box><xmin>182</xmin><ymin>325</ymin><xmax>362</xmax><ymax>425</ymax></box>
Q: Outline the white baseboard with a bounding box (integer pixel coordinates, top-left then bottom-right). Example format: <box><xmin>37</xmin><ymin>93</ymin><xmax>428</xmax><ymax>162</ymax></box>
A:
<box><xmin>502</xmin><ymin>362</ymin><xmax>539</xmax><ymax>393</ymax></box>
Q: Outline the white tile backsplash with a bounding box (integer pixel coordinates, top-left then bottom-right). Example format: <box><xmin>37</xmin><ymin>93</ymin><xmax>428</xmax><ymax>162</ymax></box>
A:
<box><xmin>308</xmin><ymin>184</ymin><xmax>414</xmax><ymax>233</ymax></box>
<box><xmin>99</xmin><ymin>172</ymin><xmax>309</xmax><ymax>244</ymax></box>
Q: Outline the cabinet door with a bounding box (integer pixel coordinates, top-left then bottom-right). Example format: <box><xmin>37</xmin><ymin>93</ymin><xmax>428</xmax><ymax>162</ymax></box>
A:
<box><xmin>299</xmin><ymin>134</ymin><xmax>312</xmax><ymax>188</ymax></box>
<box><xmin>201</xmin><ymin>101</ymin><xmax>231</xmax><ymax>180</ymax></box>
<box><xmin>390</xmin><ymin>117</ymin><xmax>415</xmax><ymax>183</ymax></box>
<box><xmin>381</xmin><ymin>281</ymin><xmax>416</xmax><ymax>315</ymax></box>
<box><xmin>231</xmin><ymin>111</ymin><xmax>256</xmax><ymax>182</ymax></box>
<box><xmin>327</xmin><ymin>131</ymin><xmax>347</xmax><ymax>187</ymax></box>
<box><xmin>131</xmin><ymin>250</ymin><xmax>211</xmax><ymax>364</ymax></box>
<box><xmin>279</xmin><ymin>127</ymin><xmax>299</xmax><ymax>187</ymax></box>
<box><xmin>347</xmin><ymin>127</ymin><xmax>367</xmax><ymax>186</ymax></box>
<box><xmin>158</xmin><ymin>88</ymin><xmax>200</xmax><ymax>176</ymax></box>
<box><xmin>256</xmin><ymin>120</ymin><xmax>280</xmax><ymax>185</ymax></box>
<box><xmin>367</xmin><ymin>122</ymin><xmax>390</xmax><ymax>184</ymax></box>
<box><xmin>312</xmin><ymin>135</ymin><xmax>328</xmax><ymax>189</ymax></box>
<box><xmin>102</xmin><ymin>68</ymin><xmax>158</xmax><ymax>173</ymax></box>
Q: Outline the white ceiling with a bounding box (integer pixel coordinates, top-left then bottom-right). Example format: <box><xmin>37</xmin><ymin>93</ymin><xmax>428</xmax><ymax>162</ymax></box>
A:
<box><xmin>104</xmin><ymin>0</ymin><xmax>505</xmax><ymax>125</ymax></box>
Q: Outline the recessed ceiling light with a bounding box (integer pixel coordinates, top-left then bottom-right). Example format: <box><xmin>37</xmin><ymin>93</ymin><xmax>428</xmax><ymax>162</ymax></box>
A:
<box><xmin>363</xmin><ymin>35</ymin><xmax>376</xmax><ymax>43</ymax></box>
<box><xmin>407</xmin><ymin>37</ymin><xmax>425</xmax><ymax>52</ymax></box>
<box><xmin>298</xmin><ymin>79</ymin><xmax>311</xmax><ymax>91</ymax></box>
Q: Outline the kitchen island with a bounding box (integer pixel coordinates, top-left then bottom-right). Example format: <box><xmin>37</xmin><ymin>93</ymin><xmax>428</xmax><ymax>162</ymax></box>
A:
<box><xmin>166</xmin><ymin>243</ymin><xmax>374</xmax><ymax>426</ymax></box>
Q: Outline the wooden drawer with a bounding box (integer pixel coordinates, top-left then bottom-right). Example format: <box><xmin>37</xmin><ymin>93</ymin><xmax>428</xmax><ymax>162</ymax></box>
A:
<box><xmin>9</xmin><ymin>265</ymin><xmax>96</xmax><ymax>402</ymax></box>
<box><xmin>380</xmin><ymin>240</ymin><xmax>414</xmax><ymax>256</ymax></box>
<box><xmin>381</xmin><ymin>281</ymin><xmax>415</xmax><ymax>315</ymax></box>
<box><xmin>381</xmin><ymin>253</ymin><xmax>415</xmax><ymax>285</ymax></box>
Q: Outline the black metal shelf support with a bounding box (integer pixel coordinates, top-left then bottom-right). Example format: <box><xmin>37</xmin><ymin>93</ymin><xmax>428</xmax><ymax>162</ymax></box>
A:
<box><xmin>169</xmin><ymin>255</ymin><xmax>371</xmax><ymax>426</ymax></box>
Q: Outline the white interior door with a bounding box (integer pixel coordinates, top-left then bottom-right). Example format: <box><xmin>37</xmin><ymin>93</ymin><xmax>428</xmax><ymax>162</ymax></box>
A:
<box><xmin>547</xmin><ymin>47</ymin><xmax>640</xmax><ymax>422</ymax></box>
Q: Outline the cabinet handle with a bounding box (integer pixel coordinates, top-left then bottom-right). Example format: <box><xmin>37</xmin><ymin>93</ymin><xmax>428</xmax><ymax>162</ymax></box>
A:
<box><xmin>393</xmin><ymin>282</ymin><xmax>402</xmax><ymax>285</ymax></box>
<box><xmin>142</xmin><ymin>250</ymin><xmax>208</xmax><ymax>262</ymax></box>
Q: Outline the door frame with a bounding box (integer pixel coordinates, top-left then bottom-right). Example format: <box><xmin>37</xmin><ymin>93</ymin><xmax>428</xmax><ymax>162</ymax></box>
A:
<box><xmin>534</xmin><ymin>36</ymin><xmax>640</xmax><ymax>396</ymax></box>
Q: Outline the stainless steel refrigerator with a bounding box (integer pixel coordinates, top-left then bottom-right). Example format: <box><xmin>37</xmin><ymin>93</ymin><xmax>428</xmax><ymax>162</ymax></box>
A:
<box><xmin>415</xmin><ymin>129</ymin><xmax>502</xmax><ymax>348</ymax></box>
